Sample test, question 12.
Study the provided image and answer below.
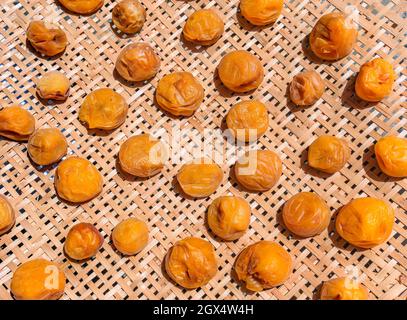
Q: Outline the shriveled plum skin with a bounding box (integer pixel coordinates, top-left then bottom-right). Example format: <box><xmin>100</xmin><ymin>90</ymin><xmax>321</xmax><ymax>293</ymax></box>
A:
<box><xmin>240</xmin><ymin>0</ymin><xmax>284</xmax><ymax>26</ymax></box>
<box><xmin>226</xmin><ymin>100</ymin><xmax>269</xmax><ymax>142</ymax></box>
<box><xmin>283</xmin><ymin>192</ymin><xmax>330</xmax><ymax>237</ymax></box>
<box><xmin>165</xmin><ymin>237</ymin><xmax>217</xmax><ymax>289</ymax></box>
<box><xmin>37</xmin><ymin>71</ymin><xmax>70</xmax><ymax>101</ymax></box>
<box><xmin>119</xmin><ymin>134</ymin><xmax>166</xmax><ymax>177</ymax></box>
<box><xmin>177</xmin><ymin>158</ymin><xmax>223</xmax><ymax>198</ymax></box>
<box><xmin>336</xmin><ymin>197</ymin><xmax>394</xmax><ymax>249</ymax></box>
<box><xmin>0</xmin><ymin>106</ymin><xmax>35</xmax><ymax>141</ymax></box>
<box><xmin>0</xmin><ymin>195</ymin><xmax>15</xmax><ymax>235</ymax></box>
<box><xmin>64</xmin><ymin>223</ymin><xmax>104</xmax><ymax>260</ymax></box>
<box><xmin>234</xmin><ymin>150</ymin><xmax>282</xmax><ymax>191</ymax></box>
<box><xmin>79</xmin><ymin>88</ymin><xmax>128</xmax><ymax>130</ymax></box>
<box><xmin>11</xmin><ymin>259</ymin><xmax>66</xmax><ymax>300</ymax></box>
<box><xmin>320</xmin><ymin>277</ymin><xmax>369</xmax><ymax>300</ymax></box>
<box><xmin>112</xmin><ymin>0</ymin><xmax>146</xmax><ymax>34</ymax></box>
<box><xmin>207</xmin><ymin>196</ymin><xmax>251</xmax><ymax>241</ymax></box>
<box><xmin>27</xmin><ymin>21</ymin><xmax>67</xmax><ymax>57</ymax></box>
<box><xmin>183</xmin><ymin>9</ymin><xmax>224</xmax><ymax>46</ymax></box>
<box><xmin>309</xmin><ymin>12</ymin><xmax>358</xmax><ymax>61</ymax></box>
<box><xmin>156</xmin><ymin>72</ymin><xmax>204</xmax><ymax>117</ymax></box>
<box><xmin>235</xmin><ymin>241</ymin><xmax>292</xmax><ymax>291</ymax></box>
<box><xmin>28</xmin><ymin>128</ymin><xmax>68</xmax><ymax>166</ymax></box>
<box><xmin>55</xmin><ymin>157</ymin><xmax>103</xmax><ymax>203</ymax></box>
<box><xmin>218</xmin><ymin>51</ymin><xmax>264</xmax><ymax>93</ymax></box>
<box><xmin>112</xmin><ymin>218</ymin><xmax>149</xmax><ymax>255</ymax></box>
<box><xmin>115</xmin><ymin>43</ymin><xmax>160</xmax><ymax>82</ymax></box>
<box><xmin>308</xmin><ymin>135</ymin><xmax>350</xmax><ymax>174</ymax></box>
<box><xmin>290</xmin><ymin>70</ymin><xmax>325</xmax><ymax>106</ymax></box>
<box><xmin>58</xmin><ymin>0</ymin><xmax>104</xmax><ymax>14</ymax></box>
<box><xmin>374</xmin><ymin>136</ymin><xmax>407</xmax><ymax>178</ymax></box>
<box><xmin>355</xmin><ymin>58</ymin><xmax>396</xmax><ymax>102</ymax></box>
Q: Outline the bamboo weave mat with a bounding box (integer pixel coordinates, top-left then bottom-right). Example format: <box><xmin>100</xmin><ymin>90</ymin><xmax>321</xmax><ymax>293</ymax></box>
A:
<box><xmin>0</xmin><ymin>0</ymin><xmax>406</xmax><ymax>300</ymax></box>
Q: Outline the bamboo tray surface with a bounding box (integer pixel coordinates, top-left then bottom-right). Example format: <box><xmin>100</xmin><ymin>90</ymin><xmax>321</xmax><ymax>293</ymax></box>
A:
<box><xmin>0</xmin><ymin>0</ymin><xmax>406</xmax><ymax>300</ymax></box>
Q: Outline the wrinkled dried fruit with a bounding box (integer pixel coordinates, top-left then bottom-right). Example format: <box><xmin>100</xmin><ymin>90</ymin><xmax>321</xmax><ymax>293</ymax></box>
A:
<box><xmin>112</xmin><ymin>218</ymin><xmax>149</xmax><ymax>255</ymax></box>
<box><xmin>183</xmin><ymin>9</ymin><xmax>224</xmax><ymax>46</ymax></box>
<box><xmin>64</xmin><ymin>223</ymin><xmax>103</xmax><ymax>260</ymax></box>
<box><xmin>308</xmin><ymin>135</ymin><xmax>350</xmax><ymax>174</ymax></box>
<box><xmin>226</xmin><ymin>100</ymin><xmax>269</xmax><ymax>142</ymax></box>
<box><xmin>28</xmin><ymin>128</ymin><xmax>68</xmax><ymax>166</ymax></box>
<box><xmin>116</xmin><ymin>43</ymin><xmax>160</xmax><ymax>82</ymax></box>
<box><xmin>177</xmin><ymin>158</ymin><xmax>223</xmax><ymax>198</ymax></box>
<box><xmin>290</xmin><ymin>70</ymin><xmax>325</xmax><ymax>106</ymax></box>
<box><xmin>282</xmin><ymin>192</ymin><xmax>330</xmax><ymax>237</ymax></box>
<box><xmin>37</xmin><ymin>71</ymin><xmax>70</xmax><ymax>101</ymax></box>
<box><xmin>27</xmin><ymin>21</ymin><xmax>67</xmax><ymax>57</ymax></box>
<box><xmin>0</xmin><ymin>106</ymin><xmax>35</xmax><ymax>141</ymax></box>
<box><xmin>234</xmin><ymin>150</ymin><xmax>282</xmax><ymax>191</ymax></box>
<box><xmin>309</xmin><ymin>12</ymin><xmax>358</xmax><ymax>61</ymax></box>
<box><xmin>11</xmin><ymin>259</ymin><xmax>65</xmax><ymax>300</ymax></box>
<box><xmin>165</xmin><ymin>237</ymin><xmax>217</xmax><ymax>289</ymax></box>
<box><xmin>79</xmin><ymin>88</ymin><xmax>128</xmax><ymax>130</ymax></box>
<box><xmin>240</xmin><ymin>0</ymin><xmax>283</xmax><ymax>26</ymax></box>
<box><xmin>355</xmin><ymin>58</ymin><xmax>396</xmax><ymax>102</ymax></box>
<box><xmin>55</xmin><ymin>157</ymin><xmax>103</xmax><ymax>203</ymax></box>
<box><xmin>374</xmin><ymin>136</ymin><xmax>407</xmax><ymax>178</ymax></box>
<box><xmin>235</xmin><ymin>241</ymin><xmax>292</xmax><ymax>291</ymax></box>
<box><xmin>156</xmin><ymin>72</ymin><xmax>204</xmax><ymax>117</ymax></box>
<box><xmin>218</xmin><ymin>51</ymin><xmax>264</xmax><ymax>93</ymax></box>
<box><xmin>207</xmin><ymin>196</ymin><xmax>251</xmax><ymax>241</ymax></box>
<box><xmin>119</xmin><ymin>134</ymin><xmax>167</xmax><ymax>177</ymax></box>
<box><xmin>336</xmin><ymin>197</ymin><xmax>394</xmax><ymax>249</ymax></box>
<box><xmin>320</xmin><ymin>277</ymin><xmax>369</xmax><ymax>300</ymax></box>
<box><xmin>59</xmin><ymin>0</ymin><xmax>104</xmax><ymax>14</ymax></box>
<box><xmin>0</xmin><ymin>195</ymin><xmax>15</xmax><ymax>235</ymax></box>
<box><xmin>112</xmin><ymin>0</ymin><xmax>146</xmax><ymax>34</ymax></box>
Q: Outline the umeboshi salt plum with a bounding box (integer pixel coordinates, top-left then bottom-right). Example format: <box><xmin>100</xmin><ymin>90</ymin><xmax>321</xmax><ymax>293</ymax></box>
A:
<box><xmin>0</xmin><ymin>105</ymin><xmax>35</xmax><ymax>141</ymax></box>
<box><xmin>27</xmin><ymin>21</ymin><xmax>67</xmax><ymax>57</ymax></box>
<box><xmin>240</xmin><ymin>0</ymin><xmax>284</xmax><ymax>26</ymax></box>
<box><xmin>165</xmin><ymin>237</ymin><xmax>217</xmax><ymax>289</ymax></box>
<box><xmin>112</xmin><ymin>0</ymin><xmax>146</xmax><ymax>34</ymax></box>
<box><xmin>320</xmin><ymin>277</ymin><xmax>369</xmax><ymax>300</ymax></box>
<box><xmin>0</xmin><ymin>195</ymin><xmax>15</xmax><ymax>236</ymax></box>
<box><xmin>58</xmin><ymin>0</ymin><xmax>104</xmax><ymax>14</ymax></box>
<box><xmin>28</xmin><ymin>128</ymin><xmax>68</xmax><ymax>166</ymax></box>
<box><xmin>36</xmin><ymin>71</ymin><xmax>70</xmax><ymax>101</ymax></box>
<box><xmin>289</xmin><ymin>70</ymin><xmax>325</xmax><ymax>106</ymax></box>
<box><xmin>183</xmin><ymin>9</ymin><xmax>224</xmax><ymax>46</ymax></box>
<box><xmin>374</xmin><ymin>136</ymin><xmax>407</xmax><ymax>178</ymax></box>
<box><xmin>64</xmin><ymin>222</ymin><xmax>104</xmax><ymax>260</ymax></box>
<box><xmin>112</xmin><ymin>218</ymin><xmax>149</xmax><ymax>255</ymax></box>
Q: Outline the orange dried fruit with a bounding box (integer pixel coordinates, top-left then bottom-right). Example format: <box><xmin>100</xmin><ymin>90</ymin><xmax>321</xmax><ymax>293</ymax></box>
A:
<box><xmin>308</xmin><ymin>135</ymin><xmax>350</xmax><ymax>174</ymax></box>
<box><xmin>282</xmin><ymin>192</ymin><xmax>330</xmax><ymax>237</ymax></box>
<box><xmin>355</xmin><ymin>58</ymin><xmax>396</xmax><ymax>102</ymax></box>
<box><xmin>336</xmin><ymin>197</ymin><xmax>394</xmax><ymax>249</ymax></box>
<box><xmin>64</xmin><ymin>222</ymin><xmax>104</xmax><ymax>260</ymax></box>
<box><xmin>0</xmin><ymin>105</ymin><xmax>35</xmax><ymax>141</ymax></box>
<box><xmin>119</xmin><ymin>134</ymin><xmax>167</xmax><ymax>177</ymax></box>
<box><xmin>226</xmin><ymin>100</ymin><xmax>269</xmax><ymax>142</ymax></box>
<box><xmin>79</xmin><ymin>88</ymin><xmax>128</xmax><ymax>130</ymax></box>
<box><xmin>58</xmin><ymin>0</ymin><xmax>104</xmax><ymax>14</ymax></box>
<box><xmin>27</xmin><ymin>21</ymin><xmax>67</xmax><ymax>57</ymax></box>
<box><xmin>309</xmin><ymin>12</ymin><xmax>358</xmax><ymax>61</ymax></box>
<box><xmin>240</xmin><ymin>0</ymin><xmax>284</xmax><ymax>26</ymax></box>
<box><xmin>11</xmin><ymin>259</ymin><xmax>65</xmax><ymax>300</ymax></box>
<box><xmin>28</xmin><ymin>128</ymin><xmax>68</xmax><ymax>166</ymax></box>
<box><xmin>112</xmin><ymin>218</ymin><xmax>149</xmax><ymax>255</ymax></box>
<box><xmin>289</xmin><ymin>70</ymin><xmax>325</xmax><ymax>106</ymax></box>
<box><xmin>156</xmin><ymin>72</ymin><xmax>204</xmax><ymax>117</ymax></box>
<box><xmin>112</xmin><ymin>0</ymin><xmax>146</xmax><ymax>34</ymax></box>
<box><xmin>320</xmin><ymin>277</ymin><xmax>369</xmax><ymax>300</ymax></box>
<box><xmin>374</xmin><ymin>136</ymin><xmax>407</xmax><ymax>178</ymax></box>
<box><xmin>116</xmin><ymin>43</ymin><xmax>160</xmax><ymax>82</ymax></box>
<box><xmin>177</xmin><ymin>158</ymin><xmax>223</xmax><ymax>198</ymax></box>
<box><xmin>235</xmin><ymin>241</ymin><xmax>292</xmax><ymax>291</ymax></box>
<box><xmin>234</xmin><ymin>150</ymin><xmax>282</xmax><ymax>191</ymax></box>
<box><xmin>36</xmin><ymin>71</ymin><xmax>70</xmax><ymax>101</ymax></box>
<box><xmin>207</xmin><ymin>196</ymin><xmax>251</xmax><ymax>241</ymax></box>
<box><xmin>55</xmin><ymin>156</ymin><xmax>103</xmax><ymax>203</ymax></box>
<box><xmin>165</xmin><ymin>237</ymin><xmax>217</xmax><ymax>289</ymax></box>
<box><xmin>0</xmin><ymin>195</ymin><xmax>15</xmax><ymax>235</ymax></box>
<box><xmin>183</xmin><ymin>9</ymin><xmax>224</xmax><ymax>46</ymax></box>
<box><xmin>218</xmin><ymin>50</ymin><xmax>264</xmax><ymax>93</ymax></box>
